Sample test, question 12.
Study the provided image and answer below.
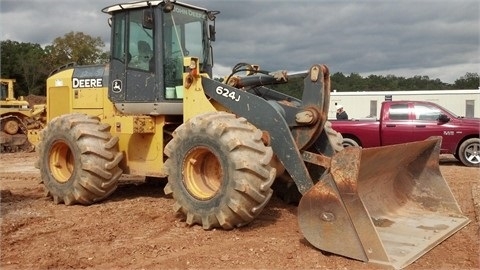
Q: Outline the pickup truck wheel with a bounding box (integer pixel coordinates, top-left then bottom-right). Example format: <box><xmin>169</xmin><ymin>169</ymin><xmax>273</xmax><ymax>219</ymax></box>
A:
<box><xmin>458</xmin><ymin>138</ymin><xmax>480</xmax><ymax>167</ymax></box>
<box><xmin>163</xmin><ymin>112</ymin><xmax>275</xmax><ymax>229</ymax></box>
<box><xmin>342</xmin><ymin>137</ymin><xmax>359</xmax><ymax>147</ymax></box>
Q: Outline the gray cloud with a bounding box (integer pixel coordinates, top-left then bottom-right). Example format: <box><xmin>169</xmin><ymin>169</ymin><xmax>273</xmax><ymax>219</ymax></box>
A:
<box><xmin>1</xmin><ymin>0</ymin><xmax>478</xmax><ymax>83</ymax></box>
<box><xmin>1</xmin><ymin>0</ymin><xmax>116</xmax><ymax>46</ymax></box>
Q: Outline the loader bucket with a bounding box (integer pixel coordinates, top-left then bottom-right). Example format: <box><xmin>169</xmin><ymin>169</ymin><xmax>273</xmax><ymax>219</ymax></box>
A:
<box><xmin>298</xmin><ymin>137</ymin><xmax>469</xmax><ymax>269</ymax></box>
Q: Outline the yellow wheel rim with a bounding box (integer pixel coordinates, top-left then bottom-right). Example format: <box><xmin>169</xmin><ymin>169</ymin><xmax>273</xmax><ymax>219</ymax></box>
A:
<box><xmin>48</xmin><ymin>141</ymin><xmax>75</xmax><ymax>183</ymax></box>
<box><xmin>183</xmin><ymin>146</ymin><xmax>223</xmax><ymax>200</ymax></box>
<box><xmin>4</xmin><ymin>119</ymin><xmax>19</xmax><ymax>135</ymax></box>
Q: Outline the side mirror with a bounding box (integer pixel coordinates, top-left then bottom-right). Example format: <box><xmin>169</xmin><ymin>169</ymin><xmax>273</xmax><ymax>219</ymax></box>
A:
<box><xmin>438</xmin><ymin>113</ymin><xmax>450</xmax><ymax>123</ymax></box>
<box><xmin>207</xmin><ymin>11</ymin><xmax>219</xmax><ymax>42</ymax></box>
<box><xmin>209</xmin><ymin>25</ymin><xmax>216</xmax><ymax>42</ymax></box>
<box><xmin>143</xmin><ymin>10</ymin><xmax>153</xmax><ymax>29</ymax></box>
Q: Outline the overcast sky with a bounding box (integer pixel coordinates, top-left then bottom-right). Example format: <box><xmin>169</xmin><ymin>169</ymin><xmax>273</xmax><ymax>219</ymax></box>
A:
<box><xmin>1</xmin><ymin>0</ymin><xmax>479</xmax><ymax>84</ymax></box>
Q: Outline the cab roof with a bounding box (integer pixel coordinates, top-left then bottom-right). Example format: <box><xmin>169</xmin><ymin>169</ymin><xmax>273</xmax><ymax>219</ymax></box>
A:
<box><xmin>102</xmin><ymin>0</ymin><xmax>208</xmax><ymax>14</ymax></box>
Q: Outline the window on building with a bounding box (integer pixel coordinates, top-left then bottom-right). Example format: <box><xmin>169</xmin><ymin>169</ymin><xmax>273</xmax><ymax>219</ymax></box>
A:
<box><xmin>466</xmin><ymin>100</ymin><xmax>475</xmax><ymax>118</ymax></box>
<box><xmin>369</xmin><ymin>100</ymin><xmax>377</xmax><ymax>117</ymax></box>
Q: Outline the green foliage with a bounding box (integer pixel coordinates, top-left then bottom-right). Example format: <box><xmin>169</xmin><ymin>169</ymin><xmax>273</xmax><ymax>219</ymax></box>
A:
<box><xmin>331</xmin><ymin>72</ymin><xmax>454</xmax><ymax>92</ymax></box>
<box><xmin>269</xmin><ymin>77</ymin><xmax>303</xmax><ymax>99</ymax></box>
<box><xmin>1</xmin><ymin>32</ymin><xmax>106</xmax><ymax>97</ymax></box>
<box><xmin>44</xmin><ymin>31</ymin><xmax>106</xmax><ymax>67</ymax></box>
<box><xmin>1</xmin><ymin>40</ymin><xmax>48</xmax><ymax>96</ymax></box>
<box><xmin>269</xmin><ymin>71</ymin><xmax>478</xmax><ymax>99</ymax></box>
<box><xmin>454</xmin><ymin>72</ymin><xmax>480</xmax><ymax>89</ymax></box>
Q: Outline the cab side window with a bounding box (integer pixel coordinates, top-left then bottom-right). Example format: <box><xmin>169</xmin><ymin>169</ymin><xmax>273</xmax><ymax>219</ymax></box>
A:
<box><xmin>388</xmin><ymin>104</ymin><xmax>409</xmax><ymax>120</ymax></box>
<box><xmin>111</xmin><ymin>9</ymin><xmax>154</xmax><ymax>72</ymax></box>
<box><xmin>127</xmin><ymin>10</ymin><xmax>154</xmax><ymax>72</ymax></box>
<box><xmin>414</xmin><ymin>104</ymin><xmax>441</xmax><ymax>121</ymax></box>
<box><xmin>112</xmin><ymin>13</ymin><xmax>126</xmax><ymax>63</ymax></box>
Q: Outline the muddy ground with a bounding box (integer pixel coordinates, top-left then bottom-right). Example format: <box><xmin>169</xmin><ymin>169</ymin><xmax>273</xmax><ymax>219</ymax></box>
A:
<box><xmin>1</xmin><ymin>152</ymin><xmax>479</xmax><ymax>269</ymax></box>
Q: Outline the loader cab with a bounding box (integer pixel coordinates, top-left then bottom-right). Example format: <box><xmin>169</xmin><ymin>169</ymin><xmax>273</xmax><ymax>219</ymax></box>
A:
<box><xmin>102</xmin><ymin>1</ymin><xmax>216</xmax><ymax>115</ymax></box>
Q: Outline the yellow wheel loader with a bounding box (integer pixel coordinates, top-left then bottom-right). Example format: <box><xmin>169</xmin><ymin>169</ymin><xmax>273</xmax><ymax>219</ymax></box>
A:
<box><xmin>0</xmin><ymin>78</ymin><xmax>45</xmax><ymax>152</ymax></box>
<box><xmin>36</xmin><ymin>1</ymin><xmax>469</xmax><ymax>269</ymax></box>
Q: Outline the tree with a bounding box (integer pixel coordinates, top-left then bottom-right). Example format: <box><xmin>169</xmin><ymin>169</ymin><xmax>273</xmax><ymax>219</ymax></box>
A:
<box><xmin>19</xmin><ymin>44</ymin><xmax>50</xmax><ymax>95</ymax></box>
<box><xmin>331</xmin><ymin>72</ymin><xmax>347</xmax><ymax>92</ymax></box>
<box><xmin>44</xmin><ymin>31</ymin><xmax>106</xmax><ymax>67</ymax></box>
<box><xmin>1</xmin><ymin>40</ymin><xmax>48</xmax><ymax>96</ymax></box>
<box><xmin>345</xmin><ymin>73</ymin><xmax>367</xmax><ymax>91</ymax></box>
<box><xmin>454</xmin><ymin>72</ymin><xmax>479</xmax><ymax>89</ymax></box>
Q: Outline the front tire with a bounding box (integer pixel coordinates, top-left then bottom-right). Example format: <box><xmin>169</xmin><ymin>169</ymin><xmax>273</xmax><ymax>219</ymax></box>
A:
<box><xmin>458</xmin><ymin>138</ymin><xmax>480</xmax><ymax>167</ymax></box>
<box><xmin>164</xmin><ymin>112</ymin><xmax>276</xmax><ymax>229</ymax></box>
<box><xmin>38</xmin><ymin>114</ymin><xmax>123</xmax><ymax>205</ymax></box>
<box><xmin>342</xmin><ymin>137</ymin><xmax>360</xmax><ymax>147</ymax></box>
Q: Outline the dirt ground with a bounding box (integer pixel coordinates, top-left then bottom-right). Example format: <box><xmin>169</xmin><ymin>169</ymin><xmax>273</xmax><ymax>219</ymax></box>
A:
<box><xmin>1</xmin><ymin>152</ymin><xmax>479</xmax><ymax>269</ymax></box>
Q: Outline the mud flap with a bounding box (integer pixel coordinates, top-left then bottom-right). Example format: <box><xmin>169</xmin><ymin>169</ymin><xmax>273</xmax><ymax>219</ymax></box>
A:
<box><xmin>298</xmin><ymin>137</ymin><xmax>469</xmax><ymax>269</ymax></box>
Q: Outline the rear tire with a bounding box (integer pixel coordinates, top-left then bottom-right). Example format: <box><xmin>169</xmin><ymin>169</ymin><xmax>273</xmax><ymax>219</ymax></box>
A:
<box><xmin>38</xmin><ymin>114</ymin><xmax>123</xmax><ymax>205</ymax></box>
<box><xmin>164</xmin><ymin>112</ymin><xmax>276</xmax><ymax>229</ymax></box>
<box><xmin>458</xmin><ymin>138</ymin><xmax>480</xmax><ymax>167</ymax></box>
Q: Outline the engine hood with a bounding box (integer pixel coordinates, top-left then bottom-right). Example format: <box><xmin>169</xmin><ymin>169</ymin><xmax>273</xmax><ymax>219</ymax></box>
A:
<box><xmin>454</xmin><ymin>117</ymin><xmax>480</xmax><ymax>127</ymax></box>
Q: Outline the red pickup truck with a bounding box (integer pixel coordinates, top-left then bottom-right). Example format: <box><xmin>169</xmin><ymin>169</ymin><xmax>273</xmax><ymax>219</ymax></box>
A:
<box><xmin>331</xmin><ymin>100</ymin><xmax>480</xmax><ymax>167</ymax></box>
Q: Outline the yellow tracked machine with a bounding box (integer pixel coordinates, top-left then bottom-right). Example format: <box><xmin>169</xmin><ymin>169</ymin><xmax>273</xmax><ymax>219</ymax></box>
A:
<box><xmin>35</xmin><ymin>1</ymin><xmax>469</xmax><ymax>268</ymax></box>
<box><xmin>0</xmin><ymin>78</ymin><xmax>45</xmax><ymax>152</ymax></box>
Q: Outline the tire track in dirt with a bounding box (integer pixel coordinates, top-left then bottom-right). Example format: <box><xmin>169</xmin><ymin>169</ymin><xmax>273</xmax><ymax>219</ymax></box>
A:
<box><xmin>1</xmin><ymin>152</ymin><xmax>479</xmax><ymax>270</ymax></box>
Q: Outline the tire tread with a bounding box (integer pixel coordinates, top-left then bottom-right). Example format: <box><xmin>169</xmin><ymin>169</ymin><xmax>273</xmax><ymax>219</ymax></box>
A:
<box><xmin>38</xmin><ymin>114</ymin><xmax>122</xmax><ymax>205</ymax></box>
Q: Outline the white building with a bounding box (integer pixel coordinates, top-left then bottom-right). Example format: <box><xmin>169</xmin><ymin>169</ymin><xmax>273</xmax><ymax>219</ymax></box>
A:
<box><xmin>329</xmin><ymin>89</ymin><xmax>480</xmax><ymax>119</ymax></box>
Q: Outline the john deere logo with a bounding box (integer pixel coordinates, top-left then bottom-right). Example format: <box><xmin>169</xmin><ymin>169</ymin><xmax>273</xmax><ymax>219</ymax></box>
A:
<box><xmin>112</xmin><ymin>80</ymin><xmax>122</xmax><ymax>93</ymax></box>
<box><xmin>72</xmin><ymin>78</ymin><xmax>103</xmax><ymax>88</ymax></box>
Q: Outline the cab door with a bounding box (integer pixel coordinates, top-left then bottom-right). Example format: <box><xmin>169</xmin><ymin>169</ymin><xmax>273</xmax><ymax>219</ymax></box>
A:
<box><xmin>412</xmin><ymin>103</ymin><xmax>456</xmax><ymax>151</ymax></box>
<box><xmin>109</xmin><ymin>9</ymin><xmax>157</xmax><ymax>103</ymax></box>
<box><xmin>380</xmin><ymin>102</ymin><xmax>414</xmax><ymax>145</ymax></box>
<box><xmin>125</xmin><ymin>9</ymin><xmax>156</xmax><ymax>102</ymax></box>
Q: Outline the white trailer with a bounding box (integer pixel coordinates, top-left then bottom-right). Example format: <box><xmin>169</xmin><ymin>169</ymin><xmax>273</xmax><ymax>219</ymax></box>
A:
<box><xmin>329</xmin><ymin>89</ymin><xmax>480</xmax><ymax>119</ymax></box>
